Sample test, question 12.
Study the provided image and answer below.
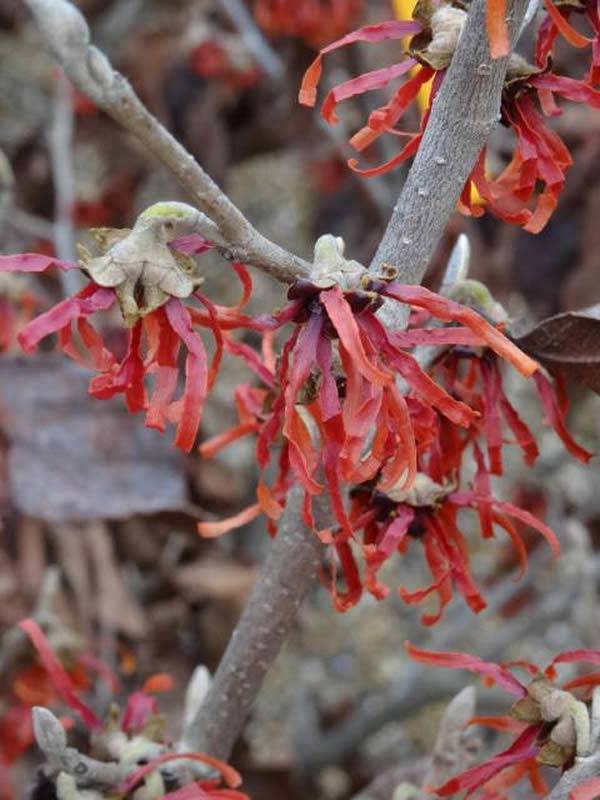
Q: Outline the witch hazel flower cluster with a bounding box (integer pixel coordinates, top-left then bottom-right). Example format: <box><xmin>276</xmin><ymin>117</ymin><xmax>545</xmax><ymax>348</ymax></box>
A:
<box><xmin>0</xmin><ymin>211</ymin><xmax>592</xmax><ymax>621</ymax></box>
<box><xmin>300</xmin><ymin>0</ymin><xmax>600</xmax><ymax>233</ymax></box>
<box><xmin>15</xmin><ymin>619</ymin><xmax>250</xmax><ymax>800</ymax></box>
<box><xmin>198</xmin><ymin>235</ymin><xmax>591</xmax><ymax>617</ymax></box>
<box><xmin>406</xmin><ymin>642</ymin><xmax>600</xmax><ymax>798</ymax></box>
<box><xmin>0</xmin><ymin>202</ymin><xmax>256</xmax><ymax>453</ymax></box>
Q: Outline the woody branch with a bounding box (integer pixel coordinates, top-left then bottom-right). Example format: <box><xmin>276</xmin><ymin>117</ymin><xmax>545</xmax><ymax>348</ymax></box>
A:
<box><xmin>22</xmin><ymin>0</ymin><xmax>311</xmax><ymax>284</ymax></box>
<box><xmin>25</xmin><ymin>0</ymin><xmax>527</xmax><ymax>764</ymax></box>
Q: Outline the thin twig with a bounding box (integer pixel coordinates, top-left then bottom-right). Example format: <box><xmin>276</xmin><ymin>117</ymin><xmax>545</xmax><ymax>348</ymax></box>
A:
<box><xmin>23</xmin><ymin>0</ymin><xmax>311</xmax><ymax>284</ymax></box>
<box><xmin>217</xmin><ymin>0</ymin><xmax>285</xmax><ymax>81</ymax></box>
<box><xmin>33</xmin><ymin>707</ymin><xmax>124</xmax><ymax>788</ymax></box>
<box><xmin>48</xmin><ymin>71</ymin><xmax>81</xmax><ymax>295</ymax></box>
<box><xmin>0</xmin><ymin>149</ymin><xmax>14</xmax><ymax>238</ymax></box>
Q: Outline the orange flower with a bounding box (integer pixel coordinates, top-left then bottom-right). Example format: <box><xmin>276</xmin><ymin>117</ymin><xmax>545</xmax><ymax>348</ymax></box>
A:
<box><xmin>254</xmin><ymin>0</ymin><xmax>362</xmax><ymax>48</ymax></box>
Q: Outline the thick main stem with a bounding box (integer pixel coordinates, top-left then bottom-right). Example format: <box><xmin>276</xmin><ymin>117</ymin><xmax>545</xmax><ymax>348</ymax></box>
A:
<box><xmin>184</xmin><ymin>488</ymin><xmax>324</xmax><ymax>758</ymax></box>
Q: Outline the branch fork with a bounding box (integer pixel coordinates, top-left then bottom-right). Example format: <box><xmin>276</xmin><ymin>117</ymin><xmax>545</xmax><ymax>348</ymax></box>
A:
<box><xmin>24</xmin><ymin>0</ymin><xmax>532</xmax><ymax>771</ymax></box>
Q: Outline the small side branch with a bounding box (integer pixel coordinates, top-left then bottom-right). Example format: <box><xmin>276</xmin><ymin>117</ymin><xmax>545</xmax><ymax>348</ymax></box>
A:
<box><xmin>217</xmin><ymin>0</ymin><xmax>285</xmax><ymax>82</ymax></box>
<box><xmin>49</xmin><ymin>71</ymin><xmax>82</xmax><ymax>296</ymax></box>
<box><xmin>33</xmin><ymin>707</ymin><xmax>123</xmax><ymax>788</ymax></box>
<box><xmin>49</xmin><ymin>71</ymin><xmax>76</xmax><ymax>264</ymax></box>
<box><xmin>24</xmin><ymin>0</ymin><xmax>311</xmax><ymax>284</ymax></box>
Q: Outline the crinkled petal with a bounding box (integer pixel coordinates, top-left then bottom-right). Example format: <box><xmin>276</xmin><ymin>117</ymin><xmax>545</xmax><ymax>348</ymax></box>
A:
<box><xmin>533</xmin><ymin>371</ymin><xmax>593</xmax><ymax>463</ymax></box>
<box><xmin>382</xmin><ymin>283</ymin><xmax>538</xmax><ymax>377</ymax></box>
<box><xmin>487</xmin><ymin>0</ymin><xmax>509</xmax><ymax>58</ymax></box>
<box><xmin>349</xmin><ymin>65</ymin><xmax>434</xmax><ymax>152</ymax></box>
<box><xmin>541</xmin><ymin>0</ymin><xmax>590</xmax><ymax>47</ymax></box>
<box><xmin>299</xmin><ymin>21</ymin><xmax>422</xmax><ymax>106</ymax></box>
<box><xmin>331</xmin><ymin>541</ymin><xmax>363</xmax><ymax>612</ymax></box>
<box><xmin>451</xmin><ymin>491</ymin><xmax>561</xmax><ymax>557</ymax></box>
<box><xmin>197</xmin><ymin>504</ymin><xmax>261</xmax><ymax>538</ymax></box>
<box><xmin>321</xmin><ymin>287</ymin><xmax>391</xmax><ymax>385</ymax></box>
<box><xmin>0</xmin><ymin>253</ymin><xmax>79</xmax><ymax>273</ymax></box>
<box><xmin>548</xmin><ymin>649</ymin><xmax>600</xmax><ymax>674</ymax></box>
<box><xmin>499</xmin><ymin>387</ymin><xmax>539</xmax><ymax>466</ymax></box>
<box><xmin>18</xmin><ymin>619</ymin><xmax>102</xmax><ymax>729</ymax></box>
<box><xmin>378</xmin><ymin>506</ymin><xmax>415</xmax><ymax>557</ymax></box>
<box><xmin>404</xmin><ymin>641</ymin><xmax>527</xmax><ymax>697</ymax></box>
<box><xmin>223</xmin><ymin>335</ymin><xmax>275</xmax><ymax>388</ymax></box>
<box><xmin>467</xmin><ymin>715</ymin><xmax>530</xmax><ymax>733</ymax></box>
<box><xmin>321</xmin><ymin>60</ymin><xmax>416</xmax><ymax>124</ymax></box>
<box><xmin>432</xmin><ymin>725</ymin><xmax>540</xmax><ymax>797</ymax></box>
<box><xmin>122</xmin><ymin>690</ymin><xmax>158</xmax><ymax>734</ymax></box>
<box><xmin>480</xmin><ymin>357</ymin><xmax>505</xmax><ymax>475</ymax></box>
<box><xmin>165</xmin><ymin>298</ymin><xmax>208</xmax><ymax>452</ymax></box>
<box><xmin>18</xmin><ymin>285</ymin><xmax>116</xmax><ymax>353</ymax></box>
<box><xmin>194</xmin><ymin>292</ymin><xmax>224</xmax><ymax>390</ymax></box>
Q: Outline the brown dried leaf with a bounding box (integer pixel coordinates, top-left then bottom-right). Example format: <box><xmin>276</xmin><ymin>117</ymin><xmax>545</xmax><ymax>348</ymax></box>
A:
<box><xmin>174</xmin><ymin>558</ymin><xmax>256</xmax><ymax>604</ymax></box>
<box><xmin>48</xmin><ymin>524</ymin><xmax>93</xmax><ymax>635</ymax></box>
<box><xmin>513</xmin><ymin>305</ymin><xmax>600</xmax><ymax>394</ymax></box>
<box><xmin>16</xmin><ymin>517</ymin><xmax>46</xmax><ymax>600</ymax></box>
<box><xmin>83</xmin><ymin>521</ymin><xmax>148</xmax><ymax>639</ymax></box>
<box><xmin>0</xmin><ymin>355</ymin><xmax>189</xmax><ymax>522</ymax></box>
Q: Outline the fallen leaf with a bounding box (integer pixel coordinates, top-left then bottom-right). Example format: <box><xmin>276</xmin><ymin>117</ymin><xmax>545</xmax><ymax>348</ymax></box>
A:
<box><xmin>512</xmin><ymin>305</ymin><xmax>600</xmax><ymax>394</ymax></box>
<box><xmin>0</xmin><ymin>355</ymin><xmax>189</xmax><ymax>521</ymax></box>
